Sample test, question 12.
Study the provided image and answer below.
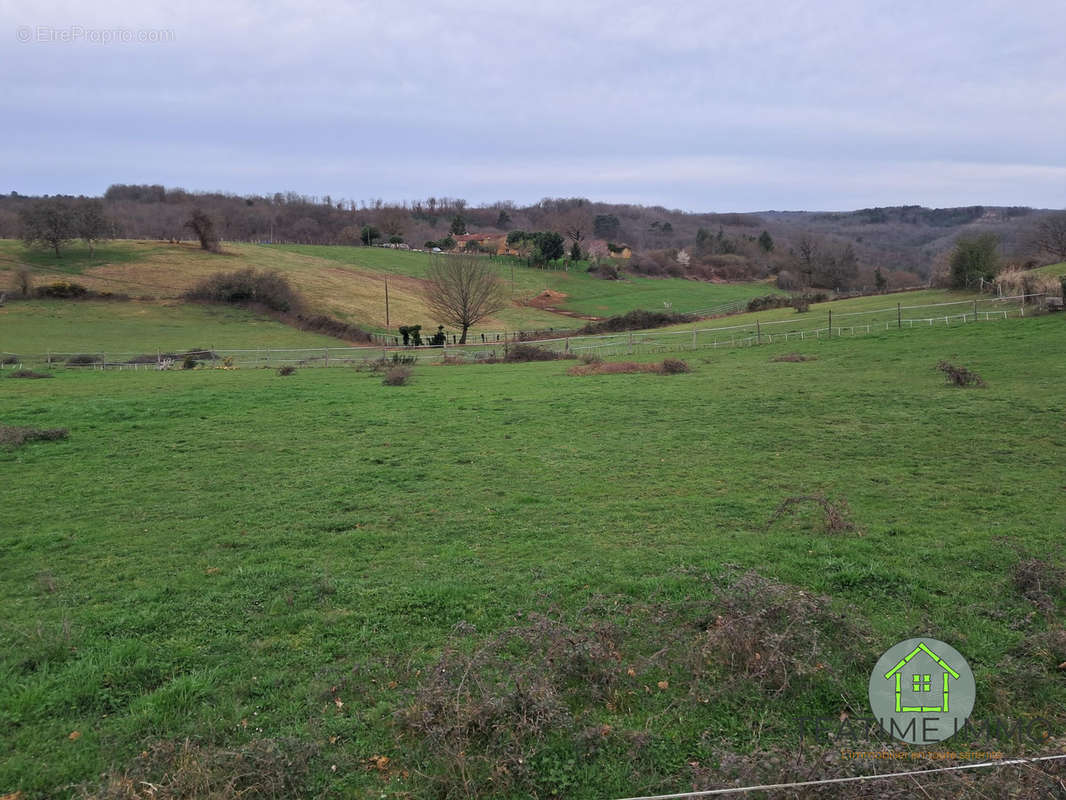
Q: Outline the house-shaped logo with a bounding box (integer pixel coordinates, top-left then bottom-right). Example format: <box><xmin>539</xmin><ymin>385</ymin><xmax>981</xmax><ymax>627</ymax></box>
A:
<box><xmin>883</xmin><ymin>641</ymin><xmax>960</xmax><ymax>714</ymax></box>
<box><xmin>868</xmin><ymin>637</ymin><xmax>975</xmax><ymax>744</ymax></box>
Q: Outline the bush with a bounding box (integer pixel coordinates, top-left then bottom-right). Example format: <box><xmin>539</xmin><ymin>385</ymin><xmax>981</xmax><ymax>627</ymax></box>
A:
<box><xmin>0</xmin><ymin>425</ymin><xmax>68</xmax><ymax>448</ymax></box>
<box><xmin>1</xmin><ymin>355</ymin><xmax>20</xmax><ymax>365</ymax></box>
<box><xmin>504</xmin><ymin>344</ymin><xmax>574</xmax><ymax>362</ymax></box>
<box><xmin>936</xmin><ymin>360</ymin><xmax>985</xmax><ymax>387</ymax></box>
<box><xmin>8</xmin><ymin>370</ymin><xmax>52</xmax><ymax>379</ymax></box>
<box><xmin>382</xmin><ymin>366</ymin><xmax>412</xmax><ymax>385</ymax></box>
<box><xmin>277</xmin><ymin>365</ymin><xmax>296</xmax><ymax>376</ymax></box>
<box><xmin>659</xmin><ymin>358</ymin><xmax>690</xmax><ymax>374</ymax></box>
<box><xmin>181</xmin><ymin>356</ymin><xmax>198</xmax><ymax>370</ymax></box>
<box><xmin>66</xmin><ymin>354</ymin><xmax>101</xmax><ymax>366</ymax></box>
<box><xmin>579</xmin><ymin>309</ymin><xmax>694</xmax><ymax>334</ymax></box>
<box><xmin>291</xmin><ymin>313</ymin><xmax>372</xmax><ymax>343</ymax></box>
<box><xmin>184</xmin><ymin>268</ymin><xmax>301</xmax><ymax>313</ymax></box>
<box><xmin>746</xmin><ymin>293</ymin><xmax>827</xmax><ymax>313</ymax></box>
<box><xmin>35</xmin><ymin>280</ymin><xmax>89</xmax><ymax>299</ymax></box>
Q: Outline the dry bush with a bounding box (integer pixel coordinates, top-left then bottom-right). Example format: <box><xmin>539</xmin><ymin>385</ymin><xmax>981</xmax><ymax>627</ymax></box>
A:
<box><xmin>358</xmin><ymin>353</ymin><xmax>417</xmax><ymax>372</ymax></box>
<box><xmin>503</xmin><ymin>343</ymin><xmax>574</xmax><ymax>362</ymax></box>
<box><xmin>696</xmin><ymin>570</ymin><xmax>862</xmax><ymax>695</ymax></box>
<box><xmin>277</xmin><ymin>365</ymin><xmax>296</xmax><ymax>376</ymax></box>
<box><xmin>995</xmin><ymin>268</ymin><xmax>1063</xmax><ymax>301</ymax></box>
<box><xmin>568</xmin><ymin>359</ymin><xmax>690</xmax><ymax>376</ymax></box>
<box><xmin>771</xmin><ymin>352</ymin><xmax>817</xmax><ymax>363</ymax></box>
<box><xmin>659</xmin><ymin>357</ymin><xmax>690</xmax><ymax>374</ymax></box>
<box><xmin>79</xmin><ymin>738</ymin><xmax>316</xmax><ymax>800</ymax></box>
<box><xmin>382</xmin><ymin>366</ymin><xmax>412</xmax><ymax>385</ymax></box>
<box><xmin>765</xmin><ymin>493</ymin><xmax>858</xmax><ymax>534</ymax></box>
<box><xmin>1013</xmin><ymin>558</ymin><xmax>1066</xmax><ymax>616</ymax></box>
<box><xmin>578</xmin><ymin>309</ymin><xmax>694</xmax><ymax>334</ymax></box>
<box><xmin>0</xmin><ymin>424</ymin><xmax>68</xmax><ymax>448</ymax></box>
<box><xmin>184</xmin><ymin>268</ymin><xmax>301</xmax><ymax>313</ymax></box>
<box><xmin>936</xmin><ymin>360</ymin><xmax>985</xmax><ymax>387</ymax></box>
<box><xmin>8</xmin><ymin>370</ymin><xmax>52</xmax><ymax>379</ymax></box>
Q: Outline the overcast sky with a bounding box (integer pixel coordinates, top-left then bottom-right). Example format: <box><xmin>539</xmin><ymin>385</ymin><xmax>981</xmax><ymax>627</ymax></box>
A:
<box><xmin>3</xmin><ymin>0</ymin><xmax>1065</xmax><ymax>211</ymax></box>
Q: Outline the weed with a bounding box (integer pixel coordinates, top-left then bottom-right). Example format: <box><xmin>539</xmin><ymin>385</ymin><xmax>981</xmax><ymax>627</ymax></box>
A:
<box><xmin>0</xmin><ymin>424</ymin><xmax>69</xmax><ymax>448</ymax></box>
<box><xmin>765</xmin><ymin>493</ymin><xmax>858</xmax><ymax>533</ymax></box>
<box><xmin>8</xmin><ymin>370</ymin><xmax>52</xmax><ymax>379</ymax></box>
<box><xmin>383</xmin><ymin>366</ymin><xmax>412</xmax><ymax>385</ymax></box>
<box><xmin>1013</xmin><ymin>558</ymin><xmax>1066</xmax><ymax>616</ymax></box>
<box><xmin>79</xmin><ymin>737</ymin><xmax>317</xmax><ymax>800</ymax></box>
<box><xmin>936</xmin><ymin>360</ymin><xmax>985</xmax><ymax>387</ymax></box>
<box><xmin>277</xmin><ymin>365</ymin><xmax>296</xmax><ymax>376</ymax></box>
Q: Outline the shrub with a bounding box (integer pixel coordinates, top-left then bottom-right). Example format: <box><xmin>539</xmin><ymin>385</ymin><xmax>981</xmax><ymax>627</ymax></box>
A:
<box><xmin>291</xmin><ymin>313</ymin><xmax>372</xmax><ymax>343</ymax></box>
<box><xmin>659</xmin><ymin>357</ymin><xmax>690</xmax><ymax>374</ymax></box>
<box><xmin>793</xmin><ymin>296</ymin><xmax>810</xmax><ymax>313</ymax></box>
<box><xmin>8</xmin><ymin>370</ymin><xmax>52</xmax><ymax>379</ymax></box>
<box><xmin>579</xmin><ymin>309</ymin><xmax>694</xmax><ymax>335</ymax></box>
<box><xmin>35</xmin><ymin>280</ymin><xmax>89</xmax><ymax>299</ymax></box>
<box><xmin>0</xmin><ymin>425</ymin><xmax>68</xmax><ymax>448</ymax></box>
<box><xmin>277</xmin><ymin>365</ymin><xmax>296</xmax><ymax>376</ymax></box>
<box><xmin>181</xmin><ymin>356</ymin><xmax>198</xmax><ymax>370</ymax></box>
<box><xmin>382</xmin><ymin>366</ymin><xmax>412</xmax><ymax>385</ymax></box>
<box><xmin>936</xmin><ymin>360</ymin><xmax>985</xmax><ymax>387</ymax></box>
<box><xmin>66</xmin><ymin>354</ymin><xmax>101</xmax><ymax>366</ymax></box>
<box><xmin>1</xmin><ymin>355</ymin><xmax>20</xmax><ymax>365</ymax></box>
<box><xmin>504</xmin><ymin>344</ymin><xmax>574</xmax><ymax>362</ymax></box>
<box><xmin>184</xmin><ymin>268</ymin><xmax>301</xmax><ymax>313</ymax></box>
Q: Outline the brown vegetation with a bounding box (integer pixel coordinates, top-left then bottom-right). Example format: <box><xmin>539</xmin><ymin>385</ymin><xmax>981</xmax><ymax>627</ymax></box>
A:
<box><xmin>0</xmin><ymin>424</ymin><xmax>68</xmax><ymax>448</ymax></box>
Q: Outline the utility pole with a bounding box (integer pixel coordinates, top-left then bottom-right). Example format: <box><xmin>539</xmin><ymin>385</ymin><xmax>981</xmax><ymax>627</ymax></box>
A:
<box><xmin>384</xmin><ymin>277</ymin><xmax>390</xmax><ymax>328</ymax></box>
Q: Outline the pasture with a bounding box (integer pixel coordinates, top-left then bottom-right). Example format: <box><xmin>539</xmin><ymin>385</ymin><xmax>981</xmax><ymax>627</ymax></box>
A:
<box><xmin>2</xmin><ymin>315</ymin><xmax>1064</xmax><ymax>798</ymax></box>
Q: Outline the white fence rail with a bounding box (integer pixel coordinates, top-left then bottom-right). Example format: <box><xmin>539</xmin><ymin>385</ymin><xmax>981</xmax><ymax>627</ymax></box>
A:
<box><xmin>0</xmin><ymin>295</ymin><xmax>1048</xmax><ymax>371</ymax></box>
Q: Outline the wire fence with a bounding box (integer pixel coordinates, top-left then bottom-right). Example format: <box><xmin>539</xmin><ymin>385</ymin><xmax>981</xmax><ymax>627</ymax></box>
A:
<box><xmin>0</xmin><ymin>295</ymin><xmax>1050</xmax><ymax>371</ymax></box>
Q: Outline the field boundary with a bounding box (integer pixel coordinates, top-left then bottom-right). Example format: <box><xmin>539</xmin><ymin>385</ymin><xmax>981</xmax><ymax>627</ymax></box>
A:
<box><xmin>0</xmin><ymin>295</ymin><xmax>1051</xmax><ymax>370</ymax></box>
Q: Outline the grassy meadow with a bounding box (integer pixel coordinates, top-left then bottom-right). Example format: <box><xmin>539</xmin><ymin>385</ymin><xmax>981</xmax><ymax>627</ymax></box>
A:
<box><xmin>0</xmin><ymin>239</ymin><xmax>779</xmax><ymax>335</ymax></box>
<box><xmin>2</xmin><ymin>315</ymin><xmax>1065</xmax><ymax>798</ymax></box>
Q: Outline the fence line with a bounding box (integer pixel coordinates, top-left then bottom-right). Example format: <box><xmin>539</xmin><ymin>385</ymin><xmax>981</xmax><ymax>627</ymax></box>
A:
<box><xmin>0</xmin><ymin>296</ymin><xmax>1048</xmax><ymax>371</ymax></box>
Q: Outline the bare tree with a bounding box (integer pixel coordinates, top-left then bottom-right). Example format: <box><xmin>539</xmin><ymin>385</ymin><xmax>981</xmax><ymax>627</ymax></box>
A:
<box><xmin>423</xmin><ymin>255</ymin><xmax>506</xmax><ymax>344</ymax></box>
<box><xmin>20</xmin><ymin>197</ymin><xmax>76</xmax><ymax>257</ymax></box>
<box><xmin>1032</xmin><ymin>213</ymin><xmax>1066</xmax><ymax>262</ymax></box>
<box><xmin>74</xmin><ymin>199</ymin><xmax>115</xmax><ymax>257</ymax></box>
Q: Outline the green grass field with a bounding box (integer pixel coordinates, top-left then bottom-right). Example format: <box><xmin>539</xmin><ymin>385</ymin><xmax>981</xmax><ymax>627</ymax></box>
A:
<box><xmin>2</xmin><ymin>315</ymin><xmax>1065</xmax><ymax>798</ymax></box>
<box><xmin>0</xmin><ymin>300</ymin><xmax>344</xmax><ymax>354</ymax></box>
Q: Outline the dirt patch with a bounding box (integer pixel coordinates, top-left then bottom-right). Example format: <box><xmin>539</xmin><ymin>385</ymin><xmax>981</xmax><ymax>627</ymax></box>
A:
<box><xmin>521</xmin><ymin>289</ymin><xmax>601</xmax><ymax>321</ymax></box>
<box><xmin>0</xmin><ymin>424</ymin><xmax>68</xmax><ymax>448</ymax></box>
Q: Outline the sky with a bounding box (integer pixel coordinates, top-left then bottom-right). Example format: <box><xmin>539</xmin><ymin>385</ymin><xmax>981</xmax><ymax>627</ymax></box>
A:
<box><xmin>3</xmin><ymin>0</ymin><xmax>1065</xmax><ymax>211</ymax></box>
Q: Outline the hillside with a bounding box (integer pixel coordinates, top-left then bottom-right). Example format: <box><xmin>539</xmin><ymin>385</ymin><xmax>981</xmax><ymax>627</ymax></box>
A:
<box><xmin>0</xmin><ymin>239</ymin><xmax>781</xmax><ymax>346</ymax></box>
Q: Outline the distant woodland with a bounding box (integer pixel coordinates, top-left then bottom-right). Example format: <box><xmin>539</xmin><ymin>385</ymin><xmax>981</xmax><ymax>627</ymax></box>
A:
<box><xmin>2</xmin><ymin>186</ymin><xmax>1062</xmax><ymax>291</ymax></box>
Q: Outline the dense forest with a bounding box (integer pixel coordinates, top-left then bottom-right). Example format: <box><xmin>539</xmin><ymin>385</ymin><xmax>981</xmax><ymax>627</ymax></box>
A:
<box><xmin>1</xmin><ymin>186</ymin><xmax>1060</xmax><ymax>291</ymax></box>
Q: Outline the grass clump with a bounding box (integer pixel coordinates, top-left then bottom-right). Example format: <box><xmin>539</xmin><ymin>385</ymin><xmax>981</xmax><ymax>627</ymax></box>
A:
<box><xmin>79</xmin><ymin>737</ymin><xmax>316</xmax><ymax>800</ymax></box>
<box><xmin>771</xmin><ymin>352</ymin><xmax>817</xmax><ymax>362</ymax></box>
<box><xmin>936</xmin><ymin>360</ymin><xmax>985</xmax><ymax>387</ymax></box>
<box><xmin>1013</xmin><ymin>558</ymin><xmax>1066</xmax><ymax>617</ymax></box>
<box><xmin>8</xmin><ymin>369</ymin><xmax>52</xmax><ymax>379</ymax></box>
<box><xmin>277</xmin><ymin>365</ymin><xmax>296</xmax><ymax>376</ymax></box>
<box><xmin>0</xmin><ymin>424</ymin><xmax>69</xmax><ymax>448</ymax></box>
<box><xmin>382</xmin><ymin>366</ymin><xmax>412</xmax><ymax>385</ymax></box>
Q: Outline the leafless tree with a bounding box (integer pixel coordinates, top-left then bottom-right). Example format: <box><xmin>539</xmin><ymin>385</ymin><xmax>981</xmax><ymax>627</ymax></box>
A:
<box><xmin>423</xmin><ymin>255</ymin><xmax>506</xmax><ymax>344</ymax></box>
<box><xmin>20</xmin><ymin>197</ymin><xmax>76</xmax><ymax>257</ymax></box>
<box><xmin>1032</xmin><ymin>214</ymin><xmax>1066</xmax><ymax>262</ymax></box>
<box><xmin>74</xmin><ymin>199</ymin><xmax>115</xmax><ymax>257</ymax></box>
